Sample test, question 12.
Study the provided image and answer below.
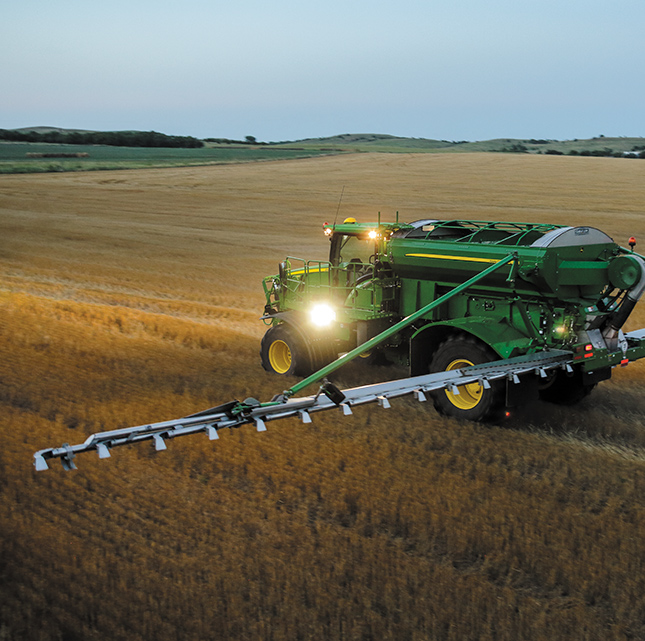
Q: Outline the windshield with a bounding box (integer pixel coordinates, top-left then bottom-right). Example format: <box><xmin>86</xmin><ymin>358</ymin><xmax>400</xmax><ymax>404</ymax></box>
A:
<box><xmin>330</xmin><ymin>234</ymin><xmax>376</xmax><ymax>266</ymax></box>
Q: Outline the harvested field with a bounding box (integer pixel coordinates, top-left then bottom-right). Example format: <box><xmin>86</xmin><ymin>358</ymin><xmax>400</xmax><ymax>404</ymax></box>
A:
<box><xmin>1</xmin><ymin>153</ymin><xmax>645</xmax><ymax>640</ymax></box>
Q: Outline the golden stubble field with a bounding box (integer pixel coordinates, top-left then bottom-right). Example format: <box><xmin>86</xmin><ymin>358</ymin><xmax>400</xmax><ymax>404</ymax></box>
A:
<box><xmin>1</xmin><ymin>153</ymin><xmax>645</xmax><ymax>641</ymax></box>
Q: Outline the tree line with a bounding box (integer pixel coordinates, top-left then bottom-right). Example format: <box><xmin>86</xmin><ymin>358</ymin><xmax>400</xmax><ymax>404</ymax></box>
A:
<box><xmin>545</xmin><ymin>148</ymin><xmax>645</xmax><ymax>158</ymax></box>
<box><xmin>203</xmin><ymin>135</ymin><xmax>267</xmax><ymax>145</ymax></box>
<box><xmin>0</xmin><ymin>129</ymin><xmax>204</xmax><ymax>148</ymax></box>
<box><xmin>498</xmin><ymin>142</ymin><xmax>645</xmax><ymax>158</ymax></box>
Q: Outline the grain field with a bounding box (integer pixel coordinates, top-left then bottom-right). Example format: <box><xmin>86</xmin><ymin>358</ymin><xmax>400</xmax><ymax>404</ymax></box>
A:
<box><xmin>1</xmin><ymin>153</ymin><xmax>644</xmax><ymax>641</ymax></box>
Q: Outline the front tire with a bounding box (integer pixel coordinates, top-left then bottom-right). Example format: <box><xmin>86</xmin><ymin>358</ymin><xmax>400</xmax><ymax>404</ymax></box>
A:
<box><xmin>429</xmin><ymin>335</ymin><xmax>504</xmax><ymax>422</ymax></box>
<box><xmin>260</xmin><ymin>324</ymin><xmax>311</xmax><ymax>376</ymax></box>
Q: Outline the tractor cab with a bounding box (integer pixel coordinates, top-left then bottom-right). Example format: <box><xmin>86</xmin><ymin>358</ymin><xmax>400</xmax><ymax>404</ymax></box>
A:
<box><xmin>323</xmin><ymin>218</ymin><xmax>407</xmax><ymax>286</ymax></box>
<box><xmin>327</xmin><ymin>219</ymin><xmax>377</xmax><ymax>266</ymax></box>
<box><xmin>326</xmin><ymin>219</ymin><xmax>379</xmax><ymax>287</ymax></box>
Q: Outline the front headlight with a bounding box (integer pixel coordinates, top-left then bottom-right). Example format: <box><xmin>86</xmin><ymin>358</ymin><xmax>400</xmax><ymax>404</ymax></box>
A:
<box><xmin>309</xmin><ymin>303</ymin><xmax>336</xmax><ymax>327</ymax></box>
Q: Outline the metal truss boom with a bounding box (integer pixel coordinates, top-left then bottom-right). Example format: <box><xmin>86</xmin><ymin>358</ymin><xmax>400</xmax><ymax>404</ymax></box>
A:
<box><xmin>34</xmin><ymin>349</ymin><xmax>575</xmax><ymax>471</ymax></box>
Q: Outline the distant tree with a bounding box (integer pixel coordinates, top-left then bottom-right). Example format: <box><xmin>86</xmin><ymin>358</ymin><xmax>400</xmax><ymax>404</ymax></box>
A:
<box><xmin>245</xmin><ymin>135</ymin><xmax>257</xmax><ymax>144</ymax></box>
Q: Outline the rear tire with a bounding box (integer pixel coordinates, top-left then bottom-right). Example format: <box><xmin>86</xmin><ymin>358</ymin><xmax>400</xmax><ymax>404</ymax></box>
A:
<box><xmin>538</xmin><ymin>369</ymin><xmax>595</xmax><ymax>405</ymax></box>
<box><xmin>429</xmin><ymin>335</ymin><xmax>504</xmax><ymax>422</ymax></box>
<box><xmin>260</xmin><ymin>324</ymin><xmax>311</xmax><ymax>376</ymax></box>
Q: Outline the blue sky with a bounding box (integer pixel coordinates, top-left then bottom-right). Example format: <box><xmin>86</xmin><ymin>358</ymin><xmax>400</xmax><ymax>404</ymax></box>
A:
<box><xmin>2</xmin><ymin>0</ymin><xmax>644</xmax><ymax>142</ymax></box>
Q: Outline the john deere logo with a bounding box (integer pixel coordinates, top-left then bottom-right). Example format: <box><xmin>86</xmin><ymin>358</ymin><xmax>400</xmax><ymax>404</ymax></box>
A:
<box><xmin>575</xmin><ymin>228</ymin><xmax>590</xmax><ymax>235</ymax></box>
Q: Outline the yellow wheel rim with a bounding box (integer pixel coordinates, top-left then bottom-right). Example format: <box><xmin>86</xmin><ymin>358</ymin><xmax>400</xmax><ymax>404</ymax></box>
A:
<box><xmin>444</xmin><ymin>358</ymin><xmax>483</xmax><ymax>410</ymax></box>
<box><xmin>269</xmin><ymin>339</ymin><xmax>292</xmax><ymax>374</ymax></box>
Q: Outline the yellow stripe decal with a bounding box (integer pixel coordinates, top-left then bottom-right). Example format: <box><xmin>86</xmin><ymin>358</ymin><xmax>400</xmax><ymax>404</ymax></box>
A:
<box><xmin>290</xmin><ymin>267</ymin><xmax>330</xmax><ymax>275</ymax></box>
<box><xmin>405</xmin><ymin>253</ymin><xmax>501</xmax><ymax>264</ymax></box>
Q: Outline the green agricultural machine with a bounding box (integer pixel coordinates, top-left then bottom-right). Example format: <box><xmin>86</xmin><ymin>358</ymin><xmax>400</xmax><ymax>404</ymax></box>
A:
<box><xmin>35</xmin><ymin>217</ymin><xmax>645</xmax><ymax>471</ymax></box>
<box><xmin>259</xmin><ymin>217</ymin><xmax>645</xmax><ymax>421</ymax></box>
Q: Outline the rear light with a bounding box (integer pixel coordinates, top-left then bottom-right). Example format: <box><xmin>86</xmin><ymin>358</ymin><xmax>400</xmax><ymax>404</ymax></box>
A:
<box><xmin>573</xmin><ymin>343</ymin><xmax>594</xmax><ymax>360</ymax></box>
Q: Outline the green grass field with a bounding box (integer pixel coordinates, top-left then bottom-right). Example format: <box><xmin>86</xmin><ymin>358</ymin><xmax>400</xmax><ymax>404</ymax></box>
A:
<box><xmin>0</xmin><ymin>141</ymin><xmax>343</xmax><ymax>173</ymax></box>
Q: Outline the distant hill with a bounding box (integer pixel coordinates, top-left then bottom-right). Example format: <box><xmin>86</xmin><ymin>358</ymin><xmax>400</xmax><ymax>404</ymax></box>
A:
<box><xmin>274</xmin><ymin>133</ymin><xmax>645</xmax><ymax>156</ymax></box>
<box><xmin>288</xmin><ymin>133</ymin><xmax>456</xmax><ymax>148</ymax></box>
<box><xmin>272</xmin><ymin>133</ymin><xmax>463</xmax><ymax>152</ymax></box>
<box><xmin>5</xmin><ymin>127</ymin><xmax>645</xmax><ymax>158</ymax></box>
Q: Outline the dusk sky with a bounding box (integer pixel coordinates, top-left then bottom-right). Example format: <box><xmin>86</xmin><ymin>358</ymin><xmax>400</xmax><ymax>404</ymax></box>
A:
<box><xmin>2</xmin><ymin>0</ymin><xmax>644</xmax><ymax>142</ymax></box>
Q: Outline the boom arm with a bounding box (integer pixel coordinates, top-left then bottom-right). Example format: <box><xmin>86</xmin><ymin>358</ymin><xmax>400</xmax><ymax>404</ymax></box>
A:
<box><xmin>34</xmin><ymin>349</ymin><xmax>575</xmax><ymax>471</ymax></box>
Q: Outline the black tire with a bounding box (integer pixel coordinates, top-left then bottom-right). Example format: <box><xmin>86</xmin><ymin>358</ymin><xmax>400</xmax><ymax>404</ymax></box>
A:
<box><xmin>260</xmin><ymin>324</ymin><xmax>312</xmax><ymax>377</ymax></box>
<box><xmin>429</xmin><ymin>335</ymin><xmax>504</xmax><ymax>422</ymax></box>
<box><xmin>356</xmin><ymin>347</ymin><xmax>388</xmax><ymax>367</ymax></box>
<box><xmin>538</xmin><ymin>368</ymin><xmax>596</xmax><ymax>405</ymax></box>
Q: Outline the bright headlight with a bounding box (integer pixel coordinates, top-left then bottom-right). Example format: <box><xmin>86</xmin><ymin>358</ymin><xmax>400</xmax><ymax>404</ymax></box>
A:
<box><xmin>309</xmin><ymin>303</ymin><xmax>336</xmax><ymax>327</ymax></box>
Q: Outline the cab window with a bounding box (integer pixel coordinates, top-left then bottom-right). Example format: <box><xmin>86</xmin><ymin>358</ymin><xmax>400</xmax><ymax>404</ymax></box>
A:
<box><xmin>330</xmin><ymin>234</ymin><xmax>375</xmax><ymax>266</ymax></box>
